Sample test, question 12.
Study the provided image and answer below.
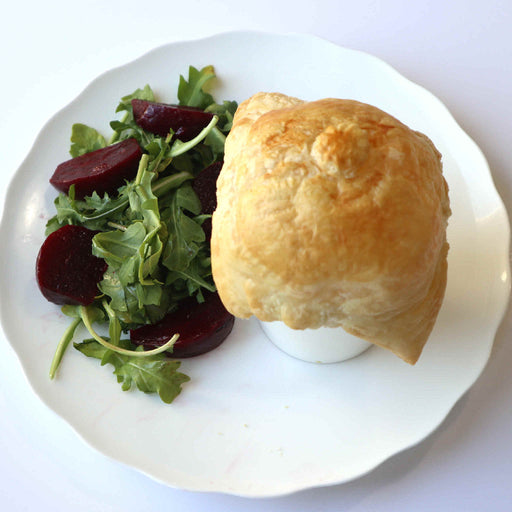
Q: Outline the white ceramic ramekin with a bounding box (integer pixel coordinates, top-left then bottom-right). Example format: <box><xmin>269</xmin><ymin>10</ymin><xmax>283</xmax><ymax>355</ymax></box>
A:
<box><xmin>259</xmin><ymin>320</ymin><xmax>372</xmax><ymax>363</ymax></box>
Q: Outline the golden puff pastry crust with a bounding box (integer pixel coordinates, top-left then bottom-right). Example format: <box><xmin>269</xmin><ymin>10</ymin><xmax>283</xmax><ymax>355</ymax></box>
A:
<box><xmin>211</xmin><ymin>92</ymin><xmax>451</xmax><ymax>364</ymax></box>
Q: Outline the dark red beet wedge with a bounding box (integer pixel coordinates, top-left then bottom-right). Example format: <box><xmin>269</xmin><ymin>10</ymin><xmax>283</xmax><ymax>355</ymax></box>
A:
<box><xmin>50</xmin><ymin>138</ymin><xmax>142</xmax><ymax>199</ymax></box>
<box><xmin>192</xmin><ymin>161</ymin><xmax>223</xmax><ymax>215</ymax></box>
<box><xmin>130</xmin><ymin>292</ymin><xmax>234</xmax><ymax>358</ymax></box>
<box><xmin>132</xmin><ymin>99</ymin><xmax>214</xmax><ymax>141</ymax></box>
<box><xmin>36</xmin><ymin>225</ymin><xmax>107</xmax><ymax>306</ymax></box>
<box><xmin>192</xmin><ymin>161</ymin><xmax>222</xmax><ymax>241</ymax></box>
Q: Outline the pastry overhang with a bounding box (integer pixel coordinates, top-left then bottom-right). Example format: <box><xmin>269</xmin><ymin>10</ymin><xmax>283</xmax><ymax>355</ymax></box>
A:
<box><xmin>211</xmin><ymin>92</ymin><xmax>451</xmax><ymax>364</ymax></box>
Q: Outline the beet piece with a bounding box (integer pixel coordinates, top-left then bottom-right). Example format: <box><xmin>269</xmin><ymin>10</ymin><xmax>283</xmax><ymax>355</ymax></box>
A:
<box><xmin>132</xmin><ymin>99</ymin><xmax>214</xmax><ymax>141</ymax></box>
<box><xmin>193</xmin><ymin>161</ymin><xmax>223</xmax><ymax>215</ymax></box>
<box><xmin>192</xmin><ymin>161</ymin><xmax>223</xmax><ymax>241</ymax></box>
<box><xmin>130</xmin><ymin>292</ymin><xmax>234</xmax><ymax>358</ymax></box>
<box><xmin>36</xmin><ymin>225</ymin><xmax>107</xmax><ymax>306</ymax></box>
<box><xmin>50</xmin><ymin>138</ymin><xmax>142</xmax><ymax>199</ymax></box>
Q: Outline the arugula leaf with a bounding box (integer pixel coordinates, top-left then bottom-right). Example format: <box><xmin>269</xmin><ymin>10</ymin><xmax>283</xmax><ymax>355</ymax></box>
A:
<box><xmin>205</xmin><ymin>100</ymin><xmax>237</xmax><ymax>132</ymax></box>
<box><xmin>115</xmin><ymin>85</ymin><xmax>155</xmax><ymax>113</ymax></box>
<box><xmin>178</xmin><ymin>65</ymin><xmax>216</xmax><ymax>109</ymax></box>
<box><xmin>49</xmin><ymin>305</ymin><xmax>105</xmax><ymax>379</ymax></box>
<box><xmin>45</xmin><ymin>186</ymin><xmax>131</xmax><ymax>235</ymax></box>
<box><xmin>203</xmin><ymin>100</ymin><xmax>238</xmax><ymax>160</ymax></box>
<box><xmin>144</xmin><ymin>133</ymin><xmax>174</xmax><ymax>175</ymax></box>
<box><xmin>110</xmin><ymin>85</ymin><xmax>156</xmax><ymax>145</ymax></box>
<box><xmin>74</xmin><ymin>339</ymin><xmax>190</xmax><ymax>404</ymax></box>
<box><xmin>161</xmin><ymin>184</ymin><xmax>206</xmax><ymax>272</ymax></box>
<box><xmin>103</xmin><ymin>300</ymin><xmax>122</xmax><ymax>347</ymax></box>
<box><xmin>94</xmin><ymin>222</ymin><xmax>147</xmax><ymax>263</ymax></box>
<box><xmin>69</xmin><ymin>123</ymin><xmax>107</xmax><ymax>157</ymax></box>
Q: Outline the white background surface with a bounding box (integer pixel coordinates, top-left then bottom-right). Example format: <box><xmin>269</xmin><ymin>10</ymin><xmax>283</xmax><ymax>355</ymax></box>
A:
<box><xmin>0</xmin><ymin>1</ymin><xmax>511</xmax><ymax>510</ymax></box>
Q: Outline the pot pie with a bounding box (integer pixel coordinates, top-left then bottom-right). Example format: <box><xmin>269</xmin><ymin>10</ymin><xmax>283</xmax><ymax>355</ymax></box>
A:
<box><xmin>211</xmin><ymin>92</ymin><xmax>450</xmax><ymax>364</ymax></box>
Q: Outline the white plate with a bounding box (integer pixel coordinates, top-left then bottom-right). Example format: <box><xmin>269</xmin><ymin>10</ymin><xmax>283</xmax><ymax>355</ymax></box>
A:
<box><xmin>0</xmin><ymin>32</ymin><xmax>509</xmax><ymax>497</ymax></box>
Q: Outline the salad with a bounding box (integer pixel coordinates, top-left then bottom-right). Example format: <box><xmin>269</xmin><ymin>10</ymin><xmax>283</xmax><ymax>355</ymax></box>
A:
<box><xmin>35</xmin><ymin>65</ymin><xmax>237</xmax><ymax>403</ymax></box>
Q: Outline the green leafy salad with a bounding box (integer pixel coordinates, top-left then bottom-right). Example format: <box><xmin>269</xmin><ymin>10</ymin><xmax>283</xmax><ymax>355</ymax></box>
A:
<box><xmin>43</xmin><ymin>65</ymin><xmax>237</xmax><ymax>403</ymax></box>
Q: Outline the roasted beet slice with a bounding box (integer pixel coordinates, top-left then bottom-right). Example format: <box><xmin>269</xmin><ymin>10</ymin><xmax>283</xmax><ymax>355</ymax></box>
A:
<box><xmin>132</xmin><ymin>99</ymin><xmax>214</xmax><ymax>141</ymax></box>
<box><xmin>36</xmin><ymin>225</ymin><xmax>107</xmax><ymax>306</ymax></box>
<box><xmin>130</xmin><ymin>292</ymin><xmax>234</xmax><ymax>358</ymax></box>
<box><xmin>192</xmin><ymin>161</ymin><xmax>223</xmax><ymax>241</ymax></box>
<box><xmin>50</xmin><ymin>138</ymin><xmax>142</xmax><ymax>199</ymax></box>
<box><xmin>193</xmin><ymin>161</ymin><xmax>223</xmax><ymax>215</ymax></box>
